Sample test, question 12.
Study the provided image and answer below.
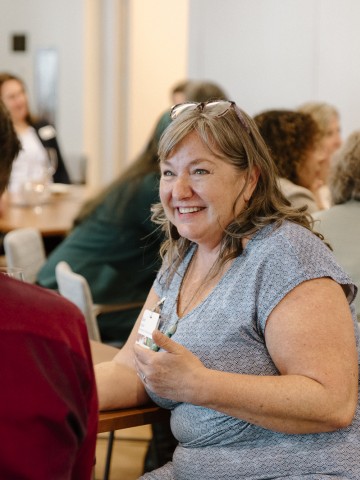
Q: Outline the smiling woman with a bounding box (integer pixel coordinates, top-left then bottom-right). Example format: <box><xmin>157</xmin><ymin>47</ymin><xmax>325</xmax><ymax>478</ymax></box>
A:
<box><xmin>95</xmin><ymin>100</ymin><xmax>360</xmax><ymax>480</ymax></box>
<box><xmin>159</xmin><ymin>131</ymin><xmax>257</xmax><ymax>253</ymax></box>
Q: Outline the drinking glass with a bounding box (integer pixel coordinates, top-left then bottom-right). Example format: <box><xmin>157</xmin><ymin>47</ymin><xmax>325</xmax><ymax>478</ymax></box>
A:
<box><xmin>46</xmin><ymin>148</ymin><xmax>58</xmax><ymax>177</ymax></box>
<box><xmin>0</xmin><ymin>267</ymin><xmax>25</xmax><ymax>281</ymax></box>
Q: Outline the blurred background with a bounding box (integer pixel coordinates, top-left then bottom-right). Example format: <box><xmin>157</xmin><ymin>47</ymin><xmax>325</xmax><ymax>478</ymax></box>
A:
<box><xmin>1</xmin><ymin>0</ymin><xmax>359</xmax><ymax>188</ymax></box>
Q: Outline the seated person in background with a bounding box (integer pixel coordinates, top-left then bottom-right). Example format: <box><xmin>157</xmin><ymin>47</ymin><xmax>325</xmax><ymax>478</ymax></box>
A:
<box><xmin>254</xmin><ymin>109</ymin><xmax>327</xmax><ymax>214</ymax></box>
<box><xmin>170</xmin><ymin>80</ymin><xmax>191</xmax><ymax>105</ymax></box>
<box><xmin>0</xmin><ymin>72</ymin><xmax>71</xmax><ymax>196</ymax></box>
<box><xmin>95</xmin><ymin>100</ymin><xmax>360</xmax><ymax>479</ymax></box>
<box><xmin>170</xmin><ymin>79</ymin><xmax>228</xmax><ymax>106</ymax></box>
<box><xmin>298</xmin><ymin>101</ymin><xmax>342</xmax><ymax>208</ymax></box>
<box><xmin>37</xmin><ymin>111</ymin><xmax>172</xmax><ymax>345</ymax></box>
<box><xmin>314</xmin><ymin>130</ymin><xmax>360</xmax><ymax>318</ymax></box>
<box><xmin>183</xmin><ymin>79</ymin><xmax>228</xmax><ymax>103</ymax></box>
<box><xmin>0</xmin><ymin>100</ymin><xmax>97</xmax><ymax>479</ymax></box>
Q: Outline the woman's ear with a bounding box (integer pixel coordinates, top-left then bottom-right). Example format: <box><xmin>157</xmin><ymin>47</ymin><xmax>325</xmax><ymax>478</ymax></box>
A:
<box><xmin>244</xmin><ymin>166</ymin><xmax>260</xmax><ymax>202</ymax></box>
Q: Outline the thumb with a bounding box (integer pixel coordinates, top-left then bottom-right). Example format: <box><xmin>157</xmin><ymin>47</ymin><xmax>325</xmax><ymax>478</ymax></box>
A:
<box><xmin>152</xmin><ymin>329</ymin><xmax>181</xmax><ymax>353</ymax></box>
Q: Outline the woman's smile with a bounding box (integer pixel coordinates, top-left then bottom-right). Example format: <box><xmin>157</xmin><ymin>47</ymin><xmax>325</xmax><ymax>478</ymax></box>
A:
<box><xmin>177</xmin><ymin>206</ymin><xmax>204</xmax><ymax>214</ymax></box>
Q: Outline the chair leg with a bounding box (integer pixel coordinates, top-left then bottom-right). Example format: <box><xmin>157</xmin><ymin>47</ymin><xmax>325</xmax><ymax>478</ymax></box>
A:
<box><xmin>103</xmin><ymin>430</ymin><xmax>115</xmax><ymax>480</ymax></box>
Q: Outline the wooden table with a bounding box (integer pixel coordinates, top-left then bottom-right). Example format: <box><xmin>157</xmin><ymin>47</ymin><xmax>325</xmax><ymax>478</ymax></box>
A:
<box><xmin>0</xmin><ymin>185</ymin><xmax>95</xmax><ymax>236</ymax></box>
<box><xmin>97</xmin><ymin>405</ymin><xmax>170</xmax><ymax>433</ymax></box>
<box><xmin>90</xmin><ymin>341</ymin><xmax>170</xmax><ymax>433</ymax></box>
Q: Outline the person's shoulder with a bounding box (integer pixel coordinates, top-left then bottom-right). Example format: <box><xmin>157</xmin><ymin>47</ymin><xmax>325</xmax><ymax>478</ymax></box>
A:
<box><xmin>0</xmin><ymin>278</ymin><xmax>89</xmax><ymax>355</ymax></box>
<box><xmin>248</xmin><ymin>221</ymin><xmax>351</xmax><ymax>285</ymax></box>
<box><xmin>252</xmin><ymin>220</ymin><xmax>314</xmax><ymax>242</ymax></box>
<box><xmin>249</xmin><ymin>221</ymin><xmax>324</xmax><ymax>259</ymax></box>
<box><xmin>315</xmin><ymin>200</ymin><xmax>360</xmax><ymax>219</ymax></box>
<box><xmin>278</xmin><ymin>178</ymin><xmax>318</xmax><ymax>213</ymax></box>
<box><xmin>31</xmin><ymin>118</ymin><xmax>57</xmax><ymax>140</ymax></box>
<box><xmin>278</xmin><ymin>177</ymin><xmax>314</xmax><ymax>199</ymax></box>
<box><xmin>275</xmin><ymin>220</ymin><xmax>323</xmax><ymax>246</ymax></box>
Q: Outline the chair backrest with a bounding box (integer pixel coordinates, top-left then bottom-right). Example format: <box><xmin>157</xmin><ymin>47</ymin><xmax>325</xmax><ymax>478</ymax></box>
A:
<box><xmin>55</xmin><ymin>261</ymin><xmax>101</xmax><ymax>342</ymax></box>
<box><xmin>3</xmin><ymin>227</ymin><xmax>46</xmax><ymax>283</ymax></box>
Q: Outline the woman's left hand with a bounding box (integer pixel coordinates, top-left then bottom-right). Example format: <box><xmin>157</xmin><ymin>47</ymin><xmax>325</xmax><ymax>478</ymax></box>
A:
<box><xmin>134</xmin><ymin>330</ymin><xmax>205</xmax><ymax>402</ymax></box>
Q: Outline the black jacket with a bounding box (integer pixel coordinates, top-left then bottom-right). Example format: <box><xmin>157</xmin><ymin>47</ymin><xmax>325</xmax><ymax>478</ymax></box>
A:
<box><xmin>32</xmin><ymin>119</ymin><xmax>71</xmax><ymax>184</ymax></box>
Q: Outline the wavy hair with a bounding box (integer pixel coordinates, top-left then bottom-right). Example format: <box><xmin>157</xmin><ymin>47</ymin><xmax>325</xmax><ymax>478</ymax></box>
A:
<box><xmin>151</xmin><ymin>104</ymin><xmax>321</xmax><ymax>278</ymax></box>
<box><xmin>298</xmin><ymin>102</ymin><xmax>339</xmax><ymax>138</ymax></box>
<box><xmin>330</xmin><ymin>130</ymin><xmax>360</xmax><ymax>204</ymax></box>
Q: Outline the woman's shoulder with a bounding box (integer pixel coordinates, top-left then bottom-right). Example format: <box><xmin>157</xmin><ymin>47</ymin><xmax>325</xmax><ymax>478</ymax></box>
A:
<box><xmin>314</xmin><ymin>200</ymin><xmax>360</xmax><ymax>220</ymax></box>
<box><xmin>31</xmin><ymin>118</ymin><xmax>57</xmax><ymax>141</ymax></box>
<box><xmin>250</xmin><ymin>221</ymin><xmax>315</xmax><ymax>246</ymax></box>
<box><xmin>278</xmin><ymin>177</ymin><xmax>318</xmax><ymax>212</ymax></box>
<box><xmin>278</xmin><ymin>177</ymin><xmax>313</xmax><ymax>198</ymax></box>
<box><xmin>247</xmin><ymin>221</ymin><xmax>335</xmax><ymax>268</ymax></box>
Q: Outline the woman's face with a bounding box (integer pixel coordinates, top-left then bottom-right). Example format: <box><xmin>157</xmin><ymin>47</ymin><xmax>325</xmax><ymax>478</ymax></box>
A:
<box><xmin>0</xmin><ymin>79</ymin><xmax>29</xmax><ymax>124</ymax></box>
<box><xmin>160</xmin><ymin>131</ymin><xmax>258</xmax><ymax>251</ymax></box>
<box><xmin>296</xmin><ymin>143</ymin><xmax>327</xmax><ymax>190</ymax></box>
<box><xmin>324</xmin><ymin>114</ymin><xmax>342</xmax><ymax>157</ymax></box>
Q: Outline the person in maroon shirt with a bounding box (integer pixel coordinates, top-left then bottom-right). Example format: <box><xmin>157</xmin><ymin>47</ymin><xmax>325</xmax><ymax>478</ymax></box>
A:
<box><xmin>0</xmin><ymin>99</ymin><xmax>98</xmax><ymax>479</ymax></box>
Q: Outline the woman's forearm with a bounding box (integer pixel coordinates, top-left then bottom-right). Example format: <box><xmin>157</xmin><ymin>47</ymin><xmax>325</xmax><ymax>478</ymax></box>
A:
<box><xmin>95</xmin><ymin>361</ymin><xmax>149</xmax><ymax>411</ymax></box>
<box><xmin>190</xmin><ymin>368</ymin><xmax>357</xmax><ymax>434</ymax></box>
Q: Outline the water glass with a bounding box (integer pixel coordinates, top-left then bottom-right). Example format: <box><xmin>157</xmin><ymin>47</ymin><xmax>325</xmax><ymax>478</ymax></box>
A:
<box><xmin>0</xmin><ymin>267</ymin><xmax>25</xmax><ymax>281</ymax></box>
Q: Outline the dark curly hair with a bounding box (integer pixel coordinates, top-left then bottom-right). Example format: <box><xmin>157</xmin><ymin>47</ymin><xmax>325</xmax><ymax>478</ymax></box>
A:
<box><xmin>254</xmin><ymin>110</ymin><xmax>319</xmax><ymax>185</ymax></box>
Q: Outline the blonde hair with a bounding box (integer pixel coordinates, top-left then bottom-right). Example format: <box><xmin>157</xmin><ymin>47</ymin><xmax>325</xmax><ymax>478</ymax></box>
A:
<box><xmin>298</xmin><ymin>101</ymin><xmax>339</xmax><ymax>138</ymax></box>
<box><xmin>330</xmin><ymin>130</ymin><xmax>360</xmax><ymax>204</ymax></box>
<box><xmin>152</xmin><ymin>104</ymin><xmax>320</xmax><ymax>278</ymax></box>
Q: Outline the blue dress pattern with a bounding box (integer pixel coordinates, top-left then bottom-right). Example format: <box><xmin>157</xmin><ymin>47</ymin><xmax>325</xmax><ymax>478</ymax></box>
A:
<box><xmin>140</xmin><ymin>221</ymin><xmax>360</xmax><ymax>479</ymax></box>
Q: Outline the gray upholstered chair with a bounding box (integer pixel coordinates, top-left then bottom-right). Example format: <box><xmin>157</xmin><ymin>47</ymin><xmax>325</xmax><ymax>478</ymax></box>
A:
<box><xmin>3</xmin><ymin>227</ymin><xmax>46</xmax><ymax>283</ymax></box>
<box><xmin>55</xmin><ymin>261</ymin><xmax>102</xmax><ymax>342</ymax></box>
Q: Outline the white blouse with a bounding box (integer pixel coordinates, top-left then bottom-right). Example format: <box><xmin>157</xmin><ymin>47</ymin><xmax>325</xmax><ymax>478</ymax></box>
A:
<box><xmin>8</xmin><ymin>126</ymin><xmax>49</xmax><ymax>193</ymax></box>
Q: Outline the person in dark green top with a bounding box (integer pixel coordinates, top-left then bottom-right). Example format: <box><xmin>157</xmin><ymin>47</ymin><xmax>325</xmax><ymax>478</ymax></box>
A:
<box><xmin>37</xmin><ymin>110</ymin><xmax>172</xmax><ymax>344</ymax></box>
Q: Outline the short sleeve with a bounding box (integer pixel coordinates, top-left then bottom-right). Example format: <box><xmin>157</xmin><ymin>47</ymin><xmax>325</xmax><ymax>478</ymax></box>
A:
<box><xmin>252</xmin><ymin>223</ymin><xmax>357</xmax><ymax>333</ymax></box>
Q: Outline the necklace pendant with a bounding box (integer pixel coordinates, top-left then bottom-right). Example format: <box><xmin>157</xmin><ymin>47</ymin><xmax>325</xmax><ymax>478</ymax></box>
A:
<box><xmin>165</xmin><ymin>323</ymin><xmax>177</xmax><ymax>336</ymax></box>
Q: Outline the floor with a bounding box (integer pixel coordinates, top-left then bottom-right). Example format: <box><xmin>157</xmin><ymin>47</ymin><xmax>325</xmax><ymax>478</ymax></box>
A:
<box><xmin>94</xmin><ymin>425</ymin><xmax>152</xmax><ymax>480</ymax></box>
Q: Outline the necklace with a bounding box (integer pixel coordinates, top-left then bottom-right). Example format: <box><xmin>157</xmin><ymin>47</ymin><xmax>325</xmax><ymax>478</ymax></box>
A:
<box><xmin>177</xmin><ymin>246</ymin><xmax>217</xmax><ymax>319</ymax></box>
<box><xmin>150</xmin><ymin>247</ymin><xmax>220</xmax><ymax>352</ymax></box>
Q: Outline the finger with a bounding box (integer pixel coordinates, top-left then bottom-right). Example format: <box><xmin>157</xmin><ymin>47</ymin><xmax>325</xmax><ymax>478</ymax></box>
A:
<box><xmin>152</xmin><ymin>330</ymin><xmax>182</xmax><ymax>353</ymax></box>
<box><xmin>134</xmin><ymin>343</ymin><xmax>154</xmax><ymax>365</ymax></box>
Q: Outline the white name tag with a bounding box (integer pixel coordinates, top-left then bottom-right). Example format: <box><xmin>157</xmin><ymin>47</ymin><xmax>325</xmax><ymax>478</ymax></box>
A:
<box><xmin>136</xmin><ymin>309</ymin><xmax>160</xmax><ymax>349</ymax></box>
<box><xmin>38</xmin><ymin>125</ymin><xmax>56</xmax><ymax>140</ymax></box>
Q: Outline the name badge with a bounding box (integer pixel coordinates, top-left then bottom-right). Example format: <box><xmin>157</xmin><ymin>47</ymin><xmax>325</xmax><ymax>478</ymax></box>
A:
<box><xmin>136</xmin><ymin>309</ymin><xmax>160</xmax><ymax>349</ymax></box>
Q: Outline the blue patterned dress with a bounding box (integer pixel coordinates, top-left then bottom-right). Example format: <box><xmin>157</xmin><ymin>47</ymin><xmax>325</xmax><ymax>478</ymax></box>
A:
<box><xmin>141</xmin><ymin>221</ymin><xmax>360</xmax><ymax>479</ymax></box>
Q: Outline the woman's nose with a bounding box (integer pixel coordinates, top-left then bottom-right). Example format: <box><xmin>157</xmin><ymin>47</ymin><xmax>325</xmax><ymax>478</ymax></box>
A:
<box><xmin>172</xmin><ymin>175</ymin><xmax>192</xmax><ymax>200</ymax></box>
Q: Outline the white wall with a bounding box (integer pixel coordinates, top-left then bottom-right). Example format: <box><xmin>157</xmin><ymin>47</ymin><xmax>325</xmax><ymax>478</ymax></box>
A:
<box><xmin>188</xmin><ymin>0</ymin><xmax>360</xmax><ymax>138</ymax></box>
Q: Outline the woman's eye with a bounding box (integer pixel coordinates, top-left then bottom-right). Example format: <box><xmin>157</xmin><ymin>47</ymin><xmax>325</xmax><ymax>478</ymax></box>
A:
<box><xmin>162</xmin><ymin>170</ymin><xmax>173</xmax><ymax>177</ymax></box>
<box><xmin>193</xmin><ymin>169</ymin><xmax>208</xmax><ymax>175</ymax></box>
